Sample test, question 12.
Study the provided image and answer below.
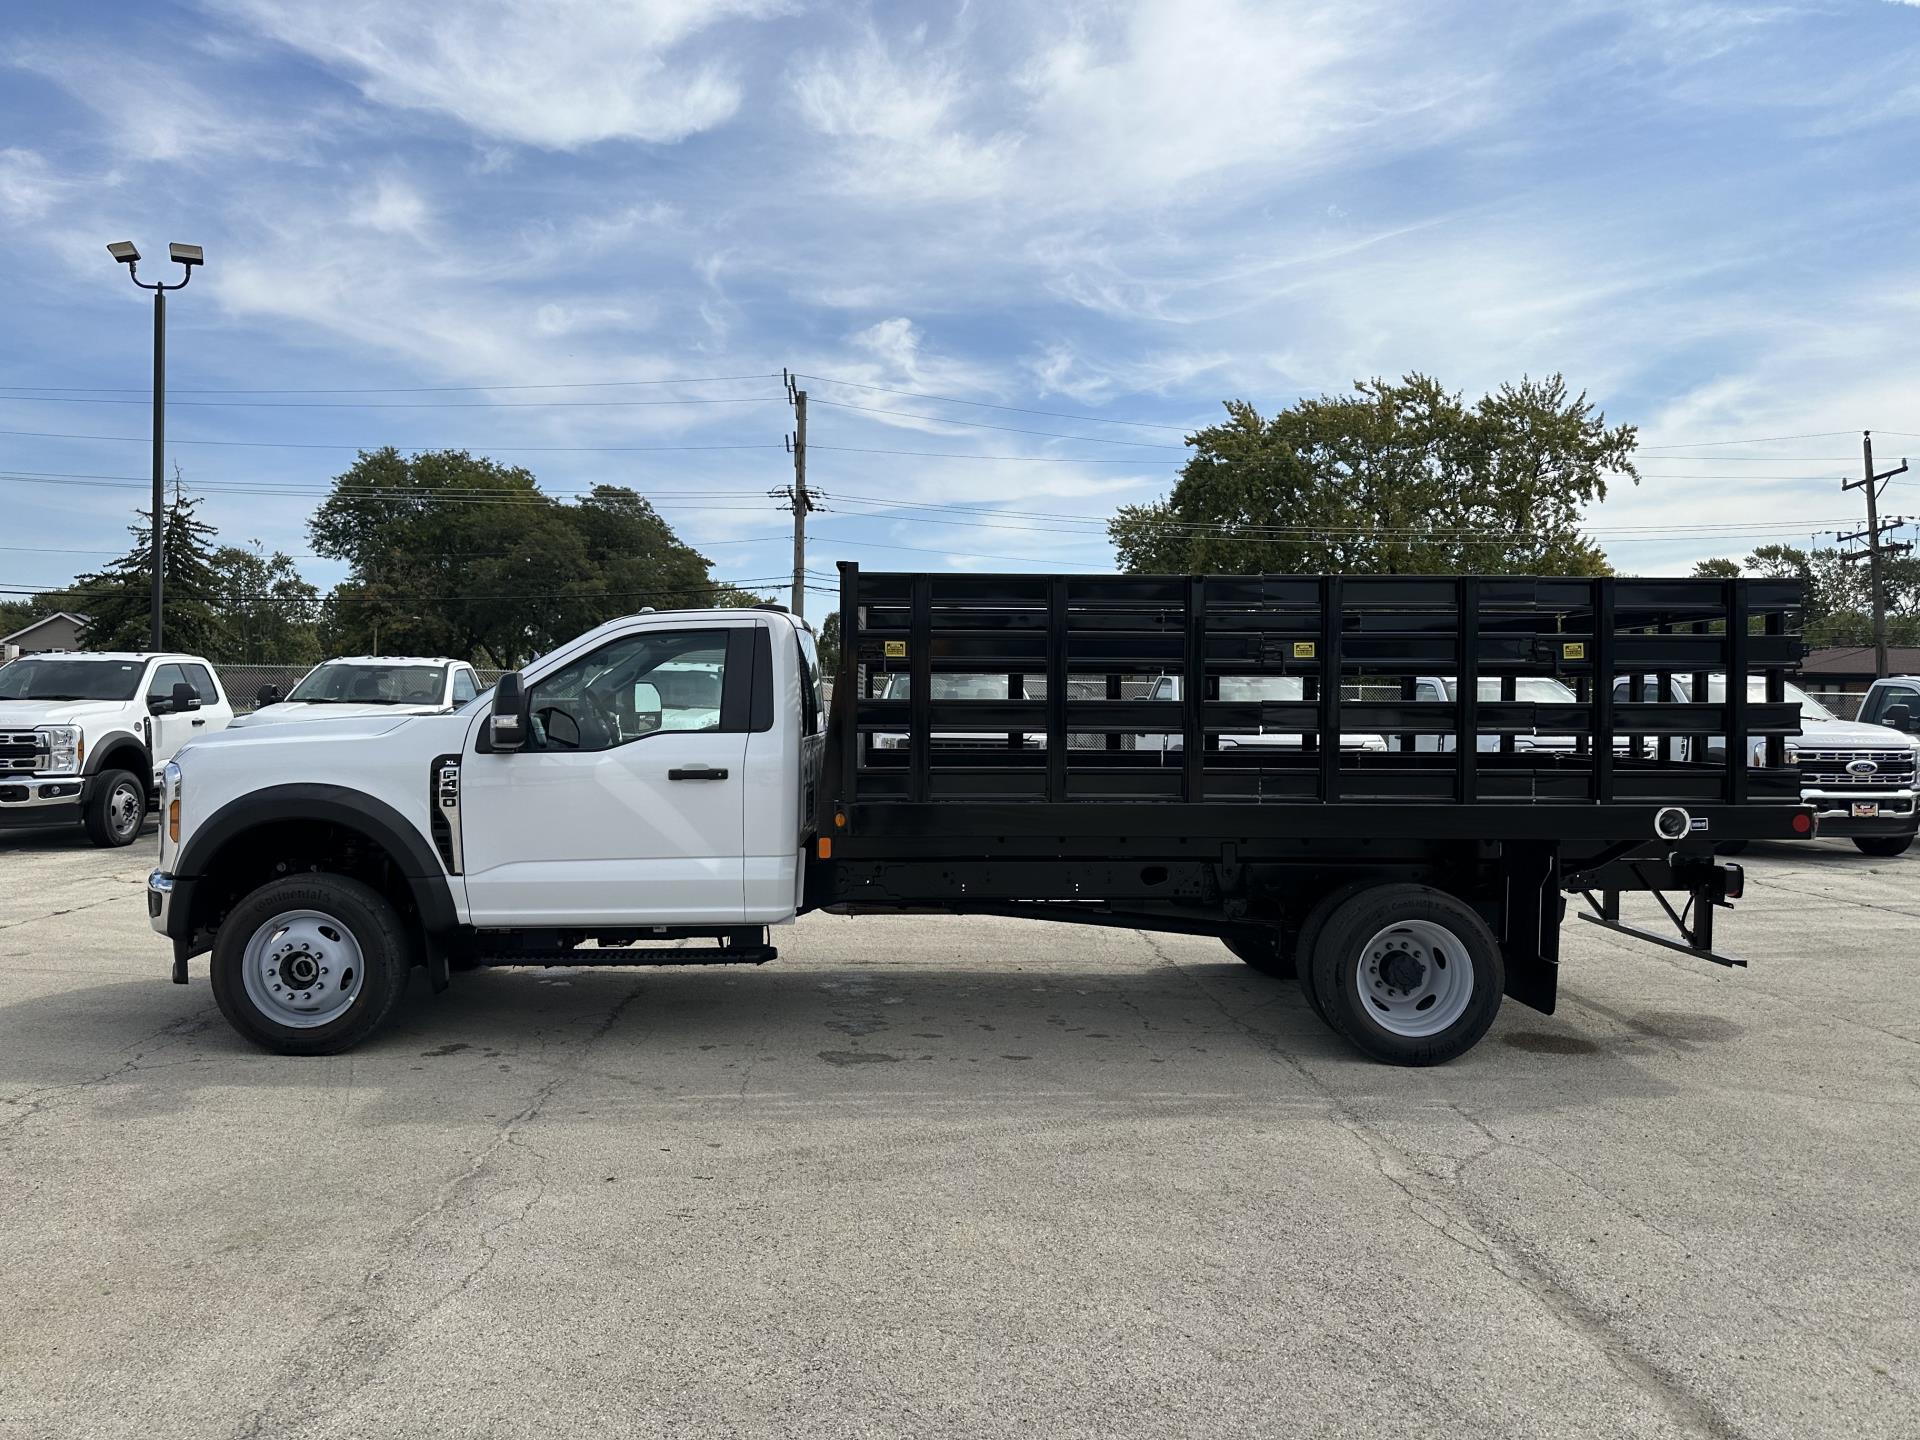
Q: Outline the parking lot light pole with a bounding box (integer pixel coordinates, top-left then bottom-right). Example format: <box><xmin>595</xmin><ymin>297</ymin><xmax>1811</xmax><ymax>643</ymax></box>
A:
<box><xmin>107</xmin><ymin>241</ymin><xmax>203</xmax><ymax>651</ymax></box>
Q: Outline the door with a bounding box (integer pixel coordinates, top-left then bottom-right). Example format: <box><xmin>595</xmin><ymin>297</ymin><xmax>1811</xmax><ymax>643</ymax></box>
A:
<box><xmin>144</xmin><ymin>663</ymin><xmax>208</xmax><ymax>770</ymax></box>
<box><xmin>458</xmin><ymin>625</ymin><xmax>753</xmax><ymax>926</ymax></box>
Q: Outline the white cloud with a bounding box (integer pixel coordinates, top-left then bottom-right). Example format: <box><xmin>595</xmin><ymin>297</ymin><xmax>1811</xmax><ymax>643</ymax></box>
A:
<box><xmin>352</xmin><ymin>175</ymin><xmax>431</xmax><ymax>237</ymax></box>
<box><xmin>210</xmin><ymin>0</ymin><xmax>786</xmax><ymax>149</ymax></box>
<box><xmin>0</xmin><ymin>148</ymin><xmax>68</xmax><ymax>221</ymax></box>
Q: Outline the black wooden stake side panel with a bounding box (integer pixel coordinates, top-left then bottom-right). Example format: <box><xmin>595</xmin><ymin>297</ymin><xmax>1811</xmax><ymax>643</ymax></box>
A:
<box><xmin>822</xmin><ymin>564</ymin><xmax>1809</xmax><ymax>834</ymax></box>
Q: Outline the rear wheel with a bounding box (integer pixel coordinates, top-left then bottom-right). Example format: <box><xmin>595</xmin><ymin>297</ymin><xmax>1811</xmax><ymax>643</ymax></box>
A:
<box><xmin>1853</xmin><ymin>834</ymin><xmax>1913</xmax><ymax>858</ymax></box>
<box><xmin>210</xmin><ymin>874</ymin><xmax>412</xmax><ymax>1056</ymax></box>
<box><xmin>1293</xmin><ymin>882</ymin><xmax>1373</xmax><ymax>1026</ymax></box>
<box><xmin>82</xmin><ymin>769</ymin><xmax>146</xmax><ymax>848</ymax></box>
<box><xmin>1308</xmin><ymin>884</ymin><xmax>1504</xmax><ymax>1066</ymax></box>
<box><xmin>1223</xmin><ymin>929</ymin><xmax>1292</xmax><ymax>978</ymax></box>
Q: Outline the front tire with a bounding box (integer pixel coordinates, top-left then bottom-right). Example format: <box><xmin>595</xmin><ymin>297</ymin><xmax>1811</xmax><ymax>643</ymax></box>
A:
<box><xmin>1853</xmin><ymin>834</ymin><xmax>1913</xmax><ymax>858</ymax></box>
<box><xmin>1308</xmin><ymin>884</ymin><xmax>1504</xmax><ymax>1066</ymax></box>
<box><xmin>210</xmin><ymin>874</ymin><xmax>412</xmax><ymax>1055</ymax></box>
<box><xmin>82</xmin><ymin>769</ymin><xmax>146</xmax><ymax>848</ymax></box>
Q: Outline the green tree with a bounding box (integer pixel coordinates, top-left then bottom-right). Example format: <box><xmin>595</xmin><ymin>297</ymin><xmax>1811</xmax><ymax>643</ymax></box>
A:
<box><xmin>309</xmin><ymin>449</ymin><xmax>736</xmax><ymax>666</ymax></box>
<box><xmin>1109</xmin><ymin>374</ymin><xmax>1636</xmax><ymax>576</ymax></box>
<box><xmin>72</xmin><ymin>493</ymin><xmax>230</xmax><ymax>654</ymax></box>
<box><xmin>1694</xmin><ymin>543</ymin><xmax>1920</xmax><ymax>648</ymax></box>
<box><xmin>211</xmin><ymin>543</ymin><xmax>322</xmax><ymax>664</ymax></box>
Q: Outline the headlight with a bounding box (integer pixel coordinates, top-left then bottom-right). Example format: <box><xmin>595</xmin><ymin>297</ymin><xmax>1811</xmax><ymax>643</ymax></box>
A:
<box><xmin>34</xmin><ymin>724</ymin><xmax>82</xmax><ymax>775</ymax></box>
<box><xmin>873</xmin><ymin>734</ymin><xmax>907</xmax><ymax>750</ymax></box>
<box><xmin>1753</xmin><ymin>738</ymin><xmax>1798</xmax><ymax>765</ymax></box>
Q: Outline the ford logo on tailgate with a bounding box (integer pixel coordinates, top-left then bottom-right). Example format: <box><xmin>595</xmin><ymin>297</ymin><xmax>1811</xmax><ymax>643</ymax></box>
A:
<box><xmin>1847</xmin><ymin>759</ymin><xmax>1878</xmax><ymax>776</ymax></box>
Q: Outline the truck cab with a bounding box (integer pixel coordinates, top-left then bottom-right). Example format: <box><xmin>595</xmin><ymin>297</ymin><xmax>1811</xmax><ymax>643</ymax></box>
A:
<box><xmin>0</xmin><ymin>650</ymin><xmax>233</xmax><ymax>846</ymax></box>
<box><xmin>1858</xmin><ymin>676</ymin><xmax>1920</xmax><ymax>737</ymax></box>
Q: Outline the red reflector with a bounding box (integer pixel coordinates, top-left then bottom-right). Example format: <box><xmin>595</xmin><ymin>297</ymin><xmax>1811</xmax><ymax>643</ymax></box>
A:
<box><xmin>1791</xmin><ymin>813</ymin><xmax>1812</xmax><ymax>834</ymax></box>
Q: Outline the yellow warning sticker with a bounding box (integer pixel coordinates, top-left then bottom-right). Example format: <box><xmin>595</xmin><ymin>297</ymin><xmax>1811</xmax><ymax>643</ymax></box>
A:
<box><xmin>1563</xmin><ymin>642</ymin><xmax>1587</xmax><ymax>660</ymax></box>
<box><xmin>1293</xmin><ymin>641</ymin><xmax>1317</xmax><ymax>659</ymax></box>
<box><xmin>883</xmin><ymin>640</ymin><xmax>907</xmax><ymax>658</ymax></box>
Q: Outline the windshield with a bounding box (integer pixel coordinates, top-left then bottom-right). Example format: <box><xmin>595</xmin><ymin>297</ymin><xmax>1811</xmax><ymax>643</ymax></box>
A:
<box><xmin>1704</xmin><ymin>675</ymin><xmax>1837</xmax><ymax>723</ymax></box>
<box><xmin>1442</xmin><ymin>677</ymin><xmax>1578</xmax><ymax>703</ymax></box>
<box><xmin>0</xmin><ymin>657</ymin><xmax>146</xmax><ymax>702</ymax></box>
<box><xmin>878</xmin><ymin>673</ymin><xmax>1021</xmax><ymax>700</ymax></box>
<box><xmin>1220</xmin><ymin>677</ymin><xmax>1305</xmax><ymax>701</ymax></box>
<box><xmin>287</xmin><ymin>663</ymin><xmax>447</xmax><ymax>706</ymax></box>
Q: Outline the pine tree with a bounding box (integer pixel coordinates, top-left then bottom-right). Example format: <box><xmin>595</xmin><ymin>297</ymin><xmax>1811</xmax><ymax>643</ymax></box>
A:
<box><xmin>75</xmin><ymin>490</ymin><xmax>231</xmax><ymax>654</ymax></box>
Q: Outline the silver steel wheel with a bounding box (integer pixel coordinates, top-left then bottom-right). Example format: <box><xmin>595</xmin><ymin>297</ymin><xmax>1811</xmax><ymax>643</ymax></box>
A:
<box><xmin>240</xmin><ymin>910</ymin><xmax>367</xmax><ymax>1029</ymax></box>
<box><xmin>1352</xmin><ymin>918</ymin><xmax>1475</xmax><ymax>1038</ymax></box>
<box><xmin>107</xmin><ymin>777</ymin><xmax>144</xmax><ymax>841</ymax></box>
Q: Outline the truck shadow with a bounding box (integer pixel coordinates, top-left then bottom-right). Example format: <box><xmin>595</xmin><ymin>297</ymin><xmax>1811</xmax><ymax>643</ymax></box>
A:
<box><xmin>0</xmin><ymin>819</ymin><xmax>156</xmax><ymax>850</ymax></box>
<box><xmin>0</xmin><ymin>960</ymin><xmax>1684</xmax><ymax>1127</ymax></box>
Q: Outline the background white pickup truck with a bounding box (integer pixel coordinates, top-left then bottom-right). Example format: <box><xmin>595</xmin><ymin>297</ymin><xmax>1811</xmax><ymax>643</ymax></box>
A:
<box><xmin>232</xmin><ymin>655</ymin><xmax>481</xmax><ymax>727</ymax></box>
<box><xmin>0</xmin><ymin>650</ymin><xmax>233</xmax><ymax>845</ymax></box>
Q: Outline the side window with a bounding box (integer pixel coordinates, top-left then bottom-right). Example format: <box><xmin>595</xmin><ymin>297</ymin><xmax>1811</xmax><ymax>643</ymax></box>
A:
<box><xmin>525</xmin><ymin>630</ymin><xmax>733</xmax><ymax>753</ymax></box>
<box><xmin>451</xmin><ymin>668</ymin><xmax>478</xmax><ymax>705</ymax></box>
<box><xmin>795</xmin><ymin>633</ymin><xmax>823</xmax><ymax>736</ymax></box>
<box><xmin>1415</xmin><ymin>680</ymin><xmax>1445</xmax><ymax>703</ymax></box>
<box><xmin>1150</xmin><ymin>677</ymin><xmax>1176</xmax><ymax>702</ymax></box>
<box><xmin>182</xmin><ymin>663</ymin><xmax>219</xmax><ymax>703</ymax></box>
<box><xmin>147</xmin><ymin>663</ymin><xmax>188</xmax><ymax>704</ymax></box>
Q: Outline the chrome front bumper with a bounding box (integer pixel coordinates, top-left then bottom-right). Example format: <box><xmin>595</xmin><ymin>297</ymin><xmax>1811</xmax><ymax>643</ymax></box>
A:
<box><xmin>1802</xmin><ymin>787</ymin><xmax>1917</xmax><ymax>819</ymax></box>
<box><xmin>147</xmin><ymin>870</ymin><xmax>174</xmax><ymax>935</ymax></box>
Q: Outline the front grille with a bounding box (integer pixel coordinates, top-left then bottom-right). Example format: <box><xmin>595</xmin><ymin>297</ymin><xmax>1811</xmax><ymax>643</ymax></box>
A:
<box><xmin>0</xmin><ymin>731</ymin><xmax>40</xmax><ymax>773</ymax></box>
<box><xmin>1797</xmin><ymin>748</ymin><xmax>1917</xmax><ymax>788</ymax></box>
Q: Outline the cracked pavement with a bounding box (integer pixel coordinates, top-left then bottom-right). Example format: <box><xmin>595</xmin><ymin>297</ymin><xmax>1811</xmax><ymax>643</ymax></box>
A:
<box><xmin>1</xmin><ymin>824</ymin><xmax>1916</xmax><ymax>1438</ymax></box>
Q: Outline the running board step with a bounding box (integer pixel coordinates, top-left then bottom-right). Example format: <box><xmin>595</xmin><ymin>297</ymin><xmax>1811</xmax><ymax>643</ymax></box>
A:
<box><xmin>474</xmin><ymin>944</ymin><xmax>777</xmax><ymax>969</ymax></box>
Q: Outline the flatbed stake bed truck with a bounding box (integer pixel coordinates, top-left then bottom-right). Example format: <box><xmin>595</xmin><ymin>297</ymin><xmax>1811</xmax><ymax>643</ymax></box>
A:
<box><xmin>150</xmin><ymin>569</ymin><xmax>1813</xmax><ymax>1066</ymax></box>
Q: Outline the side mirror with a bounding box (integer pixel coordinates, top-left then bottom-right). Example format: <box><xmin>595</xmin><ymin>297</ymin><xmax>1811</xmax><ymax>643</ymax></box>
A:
<box><xmin>489</xmin><ymin>672</ymin><xmax>528</xmax><ymax>751</ymax></box>
<box><xmin>255</xmin><ymin>684</ymin><xmax>279</xmax><ymax>708</ymax></box>
<box><xmin>1883</xmin><ymin>704</ymin><xmax>1915</xmax><ymax>733</ymax></box>
<box><xmin>173</xmin><ymin>681</ymin><xmax>202</xmax><ymax>714</ymax></box>
<box><xmin>632</xmin><ymin>681</ymin><xmax>663</xmax><ymax>733</ymax></box>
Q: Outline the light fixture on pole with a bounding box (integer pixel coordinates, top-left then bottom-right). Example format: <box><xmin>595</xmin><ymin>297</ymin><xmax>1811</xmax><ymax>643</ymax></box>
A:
<box><xmin>108</xmin><ymin>240</ymin><xmax>202</xmax><ymax>651</ymax></box>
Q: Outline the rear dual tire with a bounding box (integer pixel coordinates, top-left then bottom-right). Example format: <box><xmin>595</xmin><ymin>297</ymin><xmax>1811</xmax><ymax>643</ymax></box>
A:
<box><xmin>1307</xmin><ymin>885</ymin><xmax>1504</xmax><ymax>1066</ymax></box>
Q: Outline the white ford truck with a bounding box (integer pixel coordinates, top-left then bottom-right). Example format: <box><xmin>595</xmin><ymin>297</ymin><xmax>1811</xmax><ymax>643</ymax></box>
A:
<box><xmin>232</xmin><ymin>656</ymin><xmax>482</xmax><ymax>727</ymax></box>
<box><xmin>148</xmin><ymin>570</ymin><xmax>1816</xmax><ymax>1068</ymax></box>
<box><xmin>0</xmin><ymin>650</ymin><xmax>232</xmax><ymax>846</ymax></box>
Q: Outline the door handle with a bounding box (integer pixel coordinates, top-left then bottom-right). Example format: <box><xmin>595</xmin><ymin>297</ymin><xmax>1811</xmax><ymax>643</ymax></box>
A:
<box><xmin>668</xmin><ymin>765</ymin><xmax>729</xmax><ymax>781</ymax></box>
<box><xmin>191</xmin><ymin>718</ymin><xmax>207</xmax><ymax>727</ymax></box>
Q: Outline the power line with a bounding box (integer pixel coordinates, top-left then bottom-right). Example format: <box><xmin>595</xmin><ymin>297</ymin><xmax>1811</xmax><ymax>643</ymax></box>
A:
<box><xmin>0</xmin><ymin>394</ymin><xmax>781</xmax><ymax>411</ymax></box>
<box><xmin>0</xmin><ymin>428</ymin><xmax>783</xmax><ymax>453</ymax></box>
<box><xmin>0</xmin><ymin>372</ymin><xmax>780</xmax><ymax>397</ymax></box>
<box><xmin>810</xmin><ymin>444</ymin><xmax>1170</xmax><ymax>464</ymax></box>
<box><xmin>808</xmin><ymin>397</ymin><xmax>1188</xmax><ymax>450</ymax></box>
<box><xmin>794</xmin><ymin>373</ymin><xmax>1195</xmax><ymax>433</ymax></box>
<box><xmin>1637</xmin><ymin>431</ymin><xmax>1858</xmax><ymax>450</ymax></box>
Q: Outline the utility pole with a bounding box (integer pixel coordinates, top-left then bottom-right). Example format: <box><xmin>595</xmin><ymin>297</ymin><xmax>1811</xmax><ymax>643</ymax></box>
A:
<box><xmin>1838</xmin><ymin>431</ymin><xmax>1911</xmax><ymax>679</ymax></box>
<box><xmin>782</xmin><ymin>368</ymin><xmax>814</xmax><ymax>618</ymax></box>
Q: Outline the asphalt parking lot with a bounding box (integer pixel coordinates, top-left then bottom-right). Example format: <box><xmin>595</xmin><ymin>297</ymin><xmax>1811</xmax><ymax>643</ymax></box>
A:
<box><xmin>1</xmin><ymin>825</ymin><xmax>1915</xmax><ymax>1439</ymax></box>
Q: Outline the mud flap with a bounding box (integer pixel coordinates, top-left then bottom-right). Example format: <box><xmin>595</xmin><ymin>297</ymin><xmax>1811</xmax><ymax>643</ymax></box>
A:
<box><xmin>1500</xmin><ymin>845</ymin><xmax>1560</xmax><ymax>1015</ymax></box>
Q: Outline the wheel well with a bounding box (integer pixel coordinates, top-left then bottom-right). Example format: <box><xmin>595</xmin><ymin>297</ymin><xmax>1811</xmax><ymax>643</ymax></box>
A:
<box><xmin>187</xmin><ymin>818</ymin><xmax>424</xmax><ymax>947</ymax></box>
<box><xmin>91</xmin><ymin>740</ymin><xmax>153</xmax><ymax>793</ymax></box>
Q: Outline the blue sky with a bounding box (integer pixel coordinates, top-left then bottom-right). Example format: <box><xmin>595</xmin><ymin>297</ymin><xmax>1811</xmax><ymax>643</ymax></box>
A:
<box><xmin>4</xmin><ymin>0</ymin><xmax>1920</xmax><ymax>614</ymax></box>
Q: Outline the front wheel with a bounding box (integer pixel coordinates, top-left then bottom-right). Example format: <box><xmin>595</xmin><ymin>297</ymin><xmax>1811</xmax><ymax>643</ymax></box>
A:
<box><xmin>1308</xmin><ymin>884</ymin><xmax>1504</xmax><ymax>1066</ymax></box>
<box><xmin>1853</xmin><ymin>834</ymin><xmax>1913</xmax><ymax>858</ymax></box>
<box><xmin>210</xmin><ymin>874</ymin><xmax>412</xmax><ymax>1055</ymax></box>
<box><xmin>82</xmin><ymin>769</ymin><xmax>146</xmax><ymax>848</ymax></box>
